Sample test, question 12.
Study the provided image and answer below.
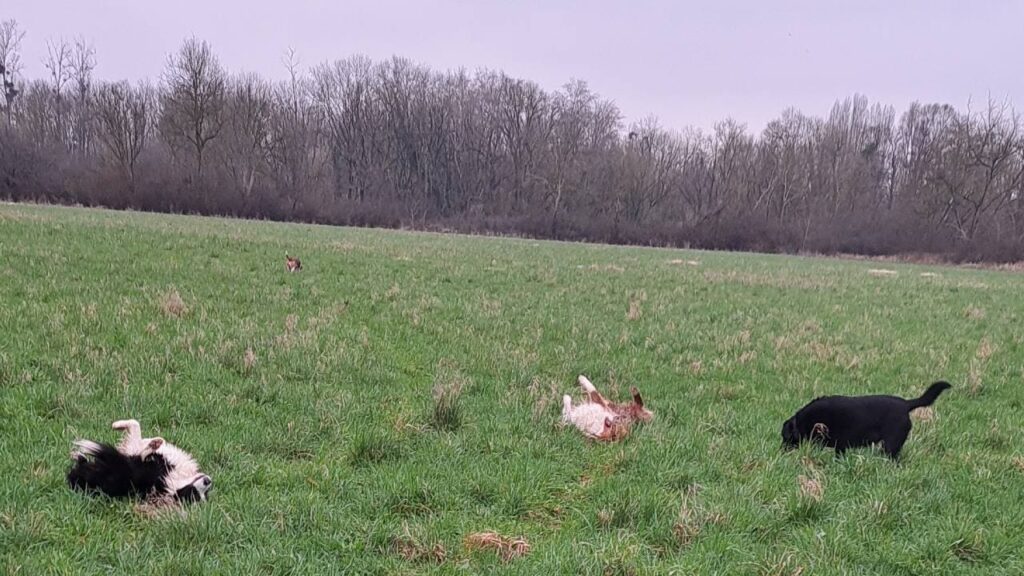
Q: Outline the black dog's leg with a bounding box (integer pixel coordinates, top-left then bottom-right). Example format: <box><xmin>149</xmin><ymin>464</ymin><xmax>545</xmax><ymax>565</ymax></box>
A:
<box><xmin>882</xmin><ymin>426</ymin><xmax>910</xmax><ymax>460</ymax></box>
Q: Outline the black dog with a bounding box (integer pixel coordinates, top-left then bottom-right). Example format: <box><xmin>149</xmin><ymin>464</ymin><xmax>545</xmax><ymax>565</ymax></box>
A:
<box><xmin>781</xmin><ymin>381</ymin><xmax>951</xmax><ymax>459</ymax></box>
<box><xmin>67</xmin><ymin>440</ymin><xmax>171</xmax><ymax>499</ymax></box>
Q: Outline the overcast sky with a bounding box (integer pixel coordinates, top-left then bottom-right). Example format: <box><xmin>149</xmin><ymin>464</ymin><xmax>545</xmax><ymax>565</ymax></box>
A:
<box><xmin>6</xmin><ymin>0</ymin><xmax>1024</xmax><ymax>132</ymax></box>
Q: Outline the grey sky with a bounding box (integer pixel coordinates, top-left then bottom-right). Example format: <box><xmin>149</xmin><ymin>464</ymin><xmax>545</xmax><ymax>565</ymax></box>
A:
<box><xmin>7</xmin><ymin>0</ymin><xmax>1024</xmax><ymax>132</ymax></box>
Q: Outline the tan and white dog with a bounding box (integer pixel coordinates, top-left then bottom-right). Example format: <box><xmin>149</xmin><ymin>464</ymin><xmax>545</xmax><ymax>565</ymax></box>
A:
<box><xmin>562</xmin><ymin>375</ymin><xmax>653</xmax><ymax>441</ymax></box>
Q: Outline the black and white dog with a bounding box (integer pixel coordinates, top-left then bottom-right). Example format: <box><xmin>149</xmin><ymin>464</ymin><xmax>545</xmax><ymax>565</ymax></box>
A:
<box><xmin>68</xmin><ymin>419</ymin><xmax>212</xmax><ymax>504</ymax></box>
<box><xmin>781</xmin><ymin>381</ymin><xmax>952</xmax><ymax>459</ymax></box>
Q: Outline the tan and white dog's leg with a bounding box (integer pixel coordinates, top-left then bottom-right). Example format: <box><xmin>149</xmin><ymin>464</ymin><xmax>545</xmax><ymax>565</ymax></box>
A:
<box><xmin>578</xmin><ymin>375</ymin><xmax>611</xmax><ymax>409</ymax></box>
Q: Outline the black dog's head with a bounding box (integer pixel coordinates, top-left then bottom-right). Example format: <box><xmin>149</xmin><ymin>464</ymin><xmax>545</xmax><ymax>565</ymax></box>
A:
<box><xmin>781</xmin><ymin>417</ymin><xmax>801</xmax><ymax>449</ymax></box>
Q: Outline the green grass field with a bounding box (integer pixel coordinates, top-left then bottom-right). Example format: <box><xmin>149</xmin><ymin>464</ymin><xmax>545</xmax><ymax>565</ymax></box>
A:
<box><xmin>1</xmin><ymin>203</ymin><xmax>1023</xmax><ymax>575</ymax></box>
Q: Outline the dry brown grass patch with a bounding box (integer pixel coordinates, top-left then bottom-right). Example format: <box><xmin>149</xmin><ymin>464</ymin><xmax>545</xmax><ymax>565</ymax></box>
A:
<box><xmin>463</xmin><ymin>531</ymin><xmax>531</xmax><ymax>562</ymax></box>
<box><xmin>867</xmin><ymin>268</ymin><xmax>898</xmax><ymax>277</ymax></box>
<box><xmin>528</xmin><ymin>377</ymin><xmax>560</xmax><ymax>421</ymax></box>
<box><xmin>582</xmin><ymin>263</ymin><xmax>625</xmax><ymax>273</ymax></box>
<box><xmin>133</xmin><ymin>495</ymin><xmax>188</xmax><ymax>519</ymax></box>
<box><xmin>432</xmin><ymin>359</ymin><xmax>471</xmax><ymax>431</ymax></box>
<box><xmin>243</xmin><ymin>348</ymin><xmax>257</xmax><ymax>370</ymax></box>
<box><xmin>626</xmin><ymin>291</ymin><xmax>646</xmax><ymax>321</ymax></box>
<box><xmin>1012</xmin><ymin>456</ymin><xmax>1024</xmax><ymax>473</ymax></box>
<box><xmin>968</xmin><ymin>337</ymin><xmax>995</xmax><ymax>396</ymax></box>
<box><xmin>672</xmin><ymin>493</ymin><xmax>725</xmax><ymax>548</ymax></box>
<box><xmin>911</xmin><ymin>406</ymin><xmax>935</xmax><ymax>422</ymax></box>
<box><xmin>755</xmin><ymin>551</ymin><xmax>806</xmax><ymax>576</ymax></box>
<box><xmin>964</xmin><ymin>306</ymin><xmax>986</xmax><ymax>320</ymax></box>
<box><xmin>627</xmin><ymin>300</ymin><xmax>642</xmax><ymax>321</ymax></box>
<box><xmin>391</xmin><ymin>526</ymin><xmax>447</xmax><ymax>564</ymax></box>
<box><xmin>797</xmin><ymin>474</ymin><xmax>824</xmax><ymax>503</ymax></box>
<box><xmin>160</xmin><ymin>289</ymin><xmax>187</xmax><ymax>317</ymax></box>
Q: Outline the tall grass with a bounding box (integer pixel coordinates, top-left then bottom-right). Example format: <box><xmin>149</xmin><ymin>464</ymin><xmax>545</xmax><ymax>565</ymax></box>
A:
<box><xmin>1</xmin><ymin>204</ymin><xmax>1022</xmax><ymax>574</ymax></box>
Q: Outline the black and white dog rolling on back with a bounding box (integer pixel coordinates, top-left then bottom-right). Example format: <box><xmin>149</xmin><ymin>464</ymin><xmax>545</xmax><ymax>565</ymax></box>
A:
<box><xmin>781</xmin><ymin>381</ymin><xmax>952</xmax><ymax>459</ymax></box>
<box><xmin>68</xmin><ymin>419</ymin><xmax>212</xmax><ymax>504</ymax></box>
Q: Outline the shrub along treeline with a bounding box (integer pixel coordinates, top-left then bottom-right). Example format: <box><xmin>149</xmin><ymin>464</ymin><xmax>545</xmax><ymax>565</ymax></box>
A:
<box><xmin>1</xmin><ymin>22</ymin><xmax>1022</xmax><ymax>261</ymax></box>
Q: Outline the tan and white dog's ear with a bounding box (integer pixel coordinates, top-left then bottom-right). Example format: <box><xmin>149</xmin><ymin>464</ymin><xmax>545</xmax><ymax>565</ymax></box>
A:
<box><xmin>630</xmin><ymin>386</ymin><xmax>644</xmax><ymax>407</ymax></box>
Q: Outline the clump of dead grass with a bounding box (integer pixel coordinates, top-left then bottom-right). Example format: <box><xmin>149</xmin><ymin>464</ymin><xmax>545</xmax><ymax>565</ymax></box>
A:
<box><xmin>626</xmin><ymin>291</ymin><xmax>646</xmax><ymax>321</ymax></box>
<box><xmin>911</xmin><ymin>406</ymin><xmax>936</xmax><ymax>423</ymax></box>
<box><xmin>867</xmin><ymin>268</ymin><xmax>898</xmax><ymax>277</ymax></box>
<box><xmin>463</xmin><ymin>531</ymin><xmax>531</xmax><ymax>562</ymax></box>
<box><xmin>391</xmin><ymin>524</ymin><xmax>447</xmax><ymax>564</ymax></box>
<box><xmin>160</xmin><ymin>289</ymin><xmax>187</xmax><ymax>318</ymax></box>
<box><xmin>964</xmin><ymin>306</ymin><xmax>986</xmax><ymax>320</ymax></box>
<box><xmin>580</xmin><ymin>263</ymin><xmax>625</xmax><ymax>273</ymax></box>
<box><xmin>968</xmin><ymin>337</ymin><xmax>995</xmax><ymax>396</ymax></box>
<box><xmin>798</xmin><ymin>474</ymin><xmax>824</xmax><ymax>503</ymax></box>
<box><xmin>133</xmin><ymin>495</ymin><xmax>188</xmax><ymax>519</ymax></box>
<box><xmin>672</xmin><ymin>490</ymin><xmax>726</xmax><ymax>548</ymax></box>
<box><xmin>431</xmin><ymin>359</ymin><xmax>471</xmax><ymax>431</ymax></box>
<box><xmin>527</xmin><ymin>376</ymin><xmax>560</xmax><ymax>421</ymax></box>
<box><xmin>243</xmin><ymin>348</ymin><xmax>257</xmax><ymax>371</ymax></box>
<box><xmin>1011</xmin><ymin>455</ymin><xmax>1024</xmax><ymax>473</ymax></box>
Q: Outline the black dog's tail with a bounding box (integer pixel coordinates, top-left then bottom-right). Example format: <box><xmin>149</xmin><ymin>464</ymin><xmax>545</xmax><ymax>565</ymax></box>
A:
<box><xmin>906</xmin><ymin>381</ymin><xmax>952</xmax><ymax>410</ymax></box>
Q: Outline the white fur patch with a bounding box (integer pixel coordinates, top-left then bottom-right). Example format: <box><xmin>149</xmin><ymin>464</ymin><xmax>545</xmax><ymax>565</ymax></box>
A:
<box><xmin>562</xmin><ymin>395</ymin><xmax>614</xmax><ymax>438</ymax></box>
<box><xmin>72</xmin><ymin>440</ymin><xmax>102</xmax><ymax>458</ymax></box>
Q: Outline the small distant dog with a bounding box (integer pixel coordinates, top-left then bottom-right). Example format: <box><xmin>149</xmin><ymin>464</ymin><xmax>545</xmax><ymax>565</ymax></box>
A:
<box><xmin>781</xmin><ymin>381</ymin><xmax>951</xmax><ymax>459</ymax></box>
<box><xmin>285</xmin><ymin>253</ymin><xmax>302</xmax><ymax>272</ymax></box>
<box><xmin>67</xmin><ymin>419</ymin><xmax>212</xmax><ymax>504</ymax></box>
<box><xmin>562</xmin><ymin>375</ymin><xmax>653</xmax><ymax>441</ymax></box>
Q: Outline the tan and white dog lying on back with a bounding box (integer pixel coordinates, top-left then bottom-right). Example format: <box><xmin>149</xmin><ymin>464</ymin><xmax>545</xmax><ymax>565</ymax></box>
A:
<box><xmin>562</xmin><ymin>375</ymin><xmax>654</xmax><ymax>441</ymax></box>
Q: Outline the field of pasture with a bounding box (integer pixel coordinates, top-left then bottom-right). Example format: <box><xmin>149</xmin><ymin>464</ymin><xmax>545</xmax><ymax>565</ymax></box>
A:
<box><xmin>1</xmin><ymin>203</ymin><xmax>1022</xmax><ymax>575</ymax></box>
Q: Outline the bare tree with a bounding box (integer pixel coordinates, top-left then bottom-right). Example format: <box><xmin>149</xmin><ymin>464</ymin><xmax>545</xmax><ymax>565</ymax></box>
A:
<box><xmin>0</xmin><ymin>19</ymin><xmax>25</xmax><ymax>124</ymax></box>
<box><xmin>312</xmin><ymin>55</ymin><xmax>377</xmax><ymax>202</ymax></box>
<box><xmin>220</xmin><ymin>72</ymin><xmax>271</xmax><ymax>202</ymax></box>
<box><xmin>70</xmin><ymin>38</ymin><xmax>96</xmax><ymax>155</ymax></box>
<box><xmin>160</xmin><ymin>38</ymin><xmax>226</xmax><ymax>182</ymax></box>
<box><xmin>44</xmin><ymin>38</ymin><xmax>73</xmax><ymax>148</ymax></box>
<box><xmin>265</xmin><ymin>51</ymin><xmax>326</xmax><ymax>214</ymax></box>
<box><xmin>94</xmin><ymin>81</ymin><xmax>153</xmax><ymax>191</ymax></box>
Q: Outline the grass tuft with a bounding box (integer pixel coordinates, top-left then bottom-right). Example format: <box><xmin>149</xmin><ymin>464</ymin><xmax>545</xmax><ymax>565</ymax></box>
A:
<box><xmin>349</xmin><ymin>432</ymin><xmax>402</xmax><ymax>467</ymax></box>
<box><xmin>430</xmin><ymin>359</ymin><xmax>469</xmax><ymax>432</ymax></box>
<box><xmin>160</xmin><ymin>288</ymin><xmax>187</xmax><ymax>317</ymax></box>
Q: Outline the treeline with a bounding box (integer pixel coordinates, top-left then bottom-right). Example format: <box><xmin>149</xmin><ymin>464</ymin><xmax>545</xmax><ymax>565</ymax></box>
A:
<box><xmin>2</xmin><ymin>21</ymin><xmax>1023</xmax><ymax>261</ymax></box>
